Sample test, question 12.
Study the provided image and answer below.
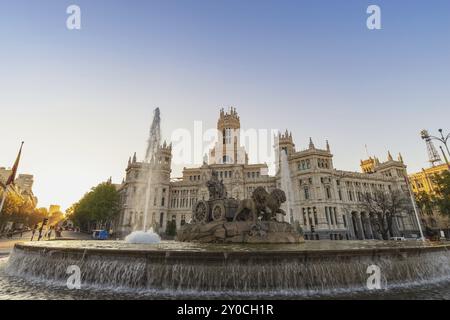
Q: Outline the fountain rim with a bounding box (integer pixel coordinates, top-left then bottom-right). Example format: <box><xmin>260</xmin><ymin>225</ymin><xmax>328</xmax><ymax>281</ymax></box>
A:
<box><xmin>12</xmin><ymin>241</ymin><xmax>450</xmax><ymax>260</ymax></box>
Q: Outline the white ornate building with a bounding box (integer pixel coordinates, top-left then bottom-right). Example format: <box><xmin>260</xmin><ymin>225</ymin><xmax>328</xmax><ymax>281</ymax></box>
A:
<box><xmin>116</xmin><ymin>108</ymin><xmax>420</xmax><ymax>240</ymax></box>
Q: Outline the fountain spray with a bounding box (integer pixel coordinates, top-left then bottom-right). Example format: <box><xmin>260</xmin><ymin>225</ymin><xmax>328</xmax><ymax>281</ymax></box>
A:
<box><xmin>280</xmin><ymin>149</ymin><xmax>294</xmax><ymax>224</ymax></box>
<box><xmin>142</xmin><ymin>108</ymin><xmax>161</xmax><ymax>231</ymax></box>
<box><xmin>125</xmin><ymin>108</ymin><xmax>162</xmax><ymax>244</ymax></box>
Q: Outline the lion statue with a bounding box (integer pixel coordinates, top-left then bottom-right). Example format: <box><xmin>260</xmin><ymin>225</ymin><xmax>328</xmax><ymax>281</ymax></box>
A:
<box><xmin>233</xmin><ymin>187</ymin><xmax>287</xmax><ymax>222</ymax></box>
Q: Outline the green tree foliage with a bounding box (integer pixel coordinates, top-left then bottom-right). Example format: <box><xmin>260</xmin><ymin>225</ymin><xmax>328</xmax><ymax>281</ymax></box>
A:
<box><xmin>433</xmin><ymin>171</ymin><xmax>450</xmax><ymax>216</ymax></box>
<box><xmin>0</xmin><ymin>190</ymin><xmax>42</xmax><ymax>229</ymax></box>
<box><xmin>69</xmin><ymin>182</ymin><xmax>120</xmax><ymax>231</ymax></box>
<box><xmin>415</xmin><ymin>191</ymin><xmax>435</xmax><ymax>215</ymax></box>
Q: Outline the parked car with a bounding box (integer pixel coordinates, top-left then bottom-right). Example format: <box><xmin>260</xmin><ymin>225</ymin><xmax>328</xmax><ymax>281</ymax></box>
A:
<box><xmin>92</xmin><ymin>230</ymin><xmax>109</xmax><ymax>240</ymax></box>
<box><xmin>390</xmin><ymin>236</ymin><xmax>406</xmax><ymax>241</ymax></box>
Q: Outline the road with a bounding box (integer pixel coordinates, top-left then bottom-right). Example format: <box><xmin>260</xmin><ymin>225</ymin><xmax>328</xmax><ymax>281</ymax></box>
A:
<box><xmin>0</xmin><ymin>231</ymin><xmax>91</xmax><ymax>257</ymax></box>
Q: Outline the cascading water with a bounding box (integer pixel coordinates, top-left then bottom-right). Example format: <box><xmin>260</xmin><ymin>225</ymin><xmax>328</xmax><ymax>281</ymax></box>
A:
<box><xmin>6</xmin><ymin>241</ymin><xmax>450</xmax><ymax>296</ymax></box>
<box><xmin>126</xmin><ymin>108</ymin><xmax>161</xmax><ymax>244</ymax></box>
<box><xmin>280</xmin><ymin>150</ymin><xmax>294</xmax><ymax>223</ymax></box>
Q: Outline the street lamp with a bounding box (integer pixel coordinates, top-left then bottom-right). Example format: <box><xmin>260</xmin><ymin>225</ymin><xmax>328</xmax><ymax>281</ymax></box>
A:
<box><xmin>429</xmin><ymin>129</ymin><xmax>450</xmax><ymax>159</ymax></box>
<box><xmin>422</xmin><ymin>129</ymin><xmax>450</xmax><ymax>169</ymax></box>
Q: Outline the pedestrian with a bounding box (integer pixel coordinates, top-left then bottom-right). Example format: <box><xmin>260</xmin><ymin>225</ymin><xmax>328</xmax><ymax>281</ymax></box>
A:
<box><xmin>55</xmin><ymin>226</ymin><xmax>62</xmax><ymax>238</ymax></box>
<box><xmin>47</xmin><ymin>226</ymin><xmax>53</xmax><ymax>240</ymax></box>
<box><xmin>30</xmin><ymin>224</ymin><xmax>38</xmax><ymax>241</ymax></box>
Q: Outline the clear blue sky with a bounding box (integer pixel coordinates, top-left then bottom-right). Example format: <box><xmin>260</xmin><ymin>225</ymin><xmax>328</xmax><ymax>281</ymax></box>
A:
<box><xmin>1</xmin><ymin>0</ymin><xmax>449</xmax><ymax>209</ymax></box>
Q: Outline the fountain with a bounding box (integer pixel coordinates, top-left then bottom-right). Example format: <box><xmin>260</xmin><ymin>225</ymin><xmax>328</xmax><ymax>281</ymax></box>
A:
<box><xmin>4</xmin><ymin>240</ymin><xmax>450</xmax><ymax>297</ymax></box>
<box><xmin>3</xmin><ymin>109</ymin><xmax>450</xmax><ymax>299</ymax></box>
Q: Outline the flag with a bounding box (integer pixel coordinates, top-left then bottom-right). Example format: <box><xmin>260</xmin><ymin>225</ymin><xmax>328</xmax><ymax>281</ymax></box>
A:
<box><xmin>5</xmin><ymin>142</ymin><xmax>24</xmax><ymax>186</ymax></box>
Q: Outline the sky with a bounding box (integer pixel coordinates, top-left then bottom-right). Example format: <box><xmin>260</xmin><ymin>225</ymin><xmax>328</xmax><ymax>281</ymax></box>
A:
<box><xmin>1</xmin><ymin>0</ymin><xmax>449</xmax><ymax>210</ymax></box>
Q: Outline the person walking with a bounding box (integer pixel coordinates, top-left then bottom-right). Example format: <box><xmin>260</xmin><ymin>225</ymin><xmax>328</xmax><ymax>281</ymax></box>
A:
<box><xmin>47</xmin><ymin>226</ymin><xmax>53</xmax><ymax>240</ymax></box>
<box><xmin>30</xmin><ymin>224</ymin><xmax>38</xmax><ymax>241</ymax></box>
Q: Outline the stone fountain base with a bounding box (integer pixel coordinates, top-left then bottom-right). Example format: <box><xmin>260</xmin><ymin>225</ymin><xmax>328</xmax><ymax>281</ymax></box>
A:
<box><xmin>176</xmin><ymin>220</ymin><xmax>304</xmax><ymax>244</ymax></box>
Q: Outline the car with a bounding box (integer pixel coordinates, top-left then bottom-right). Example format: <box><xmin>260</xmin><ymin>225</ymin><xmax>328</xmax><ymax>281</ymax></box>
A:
<box><xmin>390</xmin><ymin>236</ymin><xmax>406</xmax><ymax>241</ymax></box>
<box><xmin>92</xmin><ymin>230</ymin><xmax>109</xmax><ymax>240</ymax></box>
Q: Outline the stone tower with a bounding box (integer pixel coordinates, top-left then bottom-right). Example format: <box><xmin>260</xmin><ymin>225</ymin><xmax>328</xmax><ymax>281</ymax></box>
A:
<box><xmin>275</xmin><ymin>130</ymin><xmax>295</xmax><ymax>169</ymax></box>
<box><xmin>118</xmin><ymin>142</ymin><xmax>172</xmax><ymax>236</ymax></box>
<box><xmin>210</xmin><ymin>107</ymin><xmax>247</xmax><ymax>165</ymax></box>
<box><xmin>145</xmin><ymin>141</ymin><xmax>172</xmax><ymax>232</ymax></box>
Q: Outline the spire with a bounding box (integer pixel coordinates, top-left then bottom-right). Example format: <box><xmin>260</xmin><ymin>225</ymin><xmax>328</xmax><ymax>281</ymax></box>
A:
<box><xmin>128</xmin><ymin>156</ymin><xmax>131</xmax><ymax>167</ymax></box>
<box><xmin>387</xmin><ymin>151</ymin><xmax>393</xmax><ymax>161</ymax></box>
<box><xmin>309</xmin><ymin>137</ymin><xmax>315</xmax><ymax>150</ymax></box>
<box><xmin>107</xmin><ymin>176</ymin><xmax>112</xmax><ymax>184</ymax></box>
<box><xmin>398</xmin><ymin>152</ymin><xmax>404</xmax><ymax>163</ymax></box>
<box><xmin>326</xmin><ymin>140</ymin><xmax>330</xmax><ymax>152</ymax></box>
<box><xmin>132</xmin><ymin>152</ymin><xmax>137</xmax><ymax>163</ymax></box>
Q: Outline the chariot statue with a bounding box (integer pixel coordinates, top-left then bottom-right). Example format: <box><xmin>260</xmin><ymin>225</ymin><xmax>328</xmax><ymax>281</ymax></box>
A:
<box><xmin>192</xmin><ymin>173</ymin><xmax>287</xmax><ymax>224</ymax></box>
<box><xmin>183</xmin><ymin>175</ymin><xmax>300</xmax><ymax>243</ymax></box>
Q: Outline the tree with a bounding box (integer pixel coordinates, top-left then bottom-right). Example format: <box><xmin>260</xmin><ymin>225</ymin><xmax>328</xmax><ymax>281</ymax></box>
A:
<box><xmin>0</xmin><ymin>191</ymin><xmax>24</xmax><ymax>229</ymax></box>
<box><xmin>433</xmin><ymin>171</ymin><xmax>450</xmax><ymax>216</ymax></box>
<box><xmin>361</xmin><ymin>189</ymin><xmax>411</xmax><ymax>240</ymax></box>
<box><xmin>70</xmin><ymin>182</ymin><xmax>120</xmax><ymax>232</ymax></box>
<box><xmin>415</xmin><ymin>191</ymin><xmax>435</xmax><ymax>216</ymax></box>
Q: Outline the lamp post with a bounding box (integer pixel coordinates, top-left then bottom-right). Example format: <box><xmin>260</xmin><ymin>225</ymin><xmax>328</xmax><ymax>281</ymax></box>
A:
<box><xmin>430</xmin><ymin>129</ymin><xmax>450</xmax><ymax>159</ymax></box>
<box><xmin>424</xmin><ymin>129</ymin><xmax>450</xmax><ymax>170</ymax></box>
<box><xmin>437</xmin><ymin>129</ymin><xmax>450</xmax><ymax>158</ymax></box>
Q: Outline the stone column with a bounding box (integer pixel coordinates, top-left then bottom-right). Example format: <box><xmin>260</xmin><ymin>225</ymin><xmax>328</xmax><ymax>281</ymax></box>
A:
<box><xmin>366</xmin><ymin>215</ymin><xmax>374</xmax><ymax>239</ymax></box>
<box><xmin>357</xmin><ymin>213</ymin><xmax>365</xmax><ymax>240</ymax></box>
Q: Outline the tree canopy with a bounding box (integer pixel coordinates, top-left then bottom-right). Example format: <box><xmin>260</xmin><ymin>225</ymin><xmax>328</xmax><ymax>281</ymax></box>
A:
<box><xmin>361</xmin><ymin>189</ymin><xmax>411</xmax><ymax>240</ymax></box>
<box><xmin>432</xmin><ymin>170</ymin><xmax>450</xmax><ymax>216</ymax></box>
<box><xmin>0</xmin><ymin>189</ymin><xmax>42</xmax><ymax>229</ymax></box>
<box><xmin>68</xmin><ymin>182</ymin><xmax>120</xmax><ymax>231</ymax></box>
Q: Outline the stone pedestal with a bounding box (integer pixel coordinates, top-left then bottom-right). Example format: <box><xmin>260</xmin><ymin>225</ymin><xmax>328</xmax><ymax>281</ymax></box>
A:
<box><xmin>176</xmin><ymin>220</ymin><xmax>304</xmax><ymax>244</ymax></box>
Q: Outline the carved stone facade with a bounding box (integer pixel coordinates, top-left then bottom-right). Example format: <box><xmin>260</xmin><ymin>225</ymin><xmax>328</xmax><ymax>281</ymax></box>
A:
<box><xmin>116</xmin><ymin>109</ymin><xmax>420</xmax><ymax>240</ymax></box>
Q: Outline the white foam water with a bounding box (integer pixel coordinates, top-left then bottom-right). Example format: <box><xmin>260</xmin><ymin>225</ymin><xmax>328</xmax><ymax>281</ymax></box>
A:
<box><xmin>125</xmin><ymin>229</ymin><xmax>161</xmax><ymax>244</ymax></box>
